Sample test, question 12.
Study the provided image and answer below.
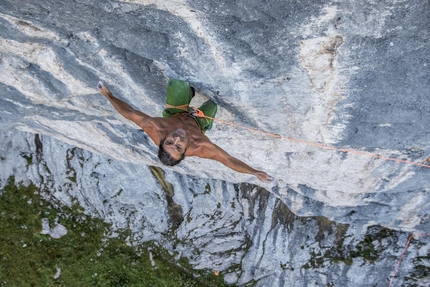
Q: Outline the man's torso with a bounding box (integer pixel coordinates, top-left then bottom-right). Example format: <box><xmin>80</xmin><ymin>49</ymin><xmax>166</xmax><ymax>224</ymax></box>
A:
<box><xmin>144</xmin><ymin>114</ymin><xmax>212</xmax><ymax>157</ymax></box>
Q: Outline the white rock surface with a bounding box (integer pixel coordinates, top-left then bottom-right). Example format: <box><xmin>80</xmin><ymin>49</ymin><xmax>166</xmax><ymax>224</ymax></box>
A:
<box><xmin>0</xmin><ymin>0</ymin><xmax>429</xmax><ymax>285</ymax></box>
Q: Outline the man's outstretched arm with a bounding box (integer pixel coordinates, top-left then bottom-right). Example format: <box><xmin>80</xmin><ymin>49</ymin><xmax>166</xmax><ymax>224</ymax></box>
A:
<box><xmin>200</xmin><ymin>142</ymin><xmax>274</xmax><ymax>183</ymax></box>
<box><xmin>97</xmin><ymin>81</ymin><xmax>152</xmax><ymax>129</ymax></box>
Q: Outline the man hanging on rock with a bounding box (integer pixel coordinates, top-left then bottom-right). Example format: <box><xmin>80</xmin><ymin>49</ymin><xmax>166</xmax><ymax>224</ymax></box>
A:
<box><xmin>97</xmin><ymin>79</ymin><xmax>273</xmax><ymax>183</ymax></box>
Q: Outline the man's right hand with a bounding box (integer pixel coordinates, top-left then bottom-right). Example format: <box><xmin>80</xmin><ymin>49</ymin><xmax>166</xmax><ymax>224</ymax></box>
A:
<box><xmin>97</xmin><ymin>81</ymin><xmax>110</xmax><ymax>98</ymax></box>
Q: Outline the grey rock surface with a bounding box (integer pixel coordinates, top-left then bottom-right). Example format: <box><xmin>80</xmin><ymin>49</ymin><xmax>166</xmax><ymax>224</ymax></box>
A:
<box><xmin>2</xmin><ymin>129</ymin><xmax>429</xmax><ymax>286</ymax></box>
<box><xmin>0</xmin><ymin>0</ymin><xmax>429</xmax><ymax>286</ymax></box>
<box><xmin>50</xmin><ymin>223</ymin><xmax>68</xmax><ymax>239</ymax></box>
<box><xmin>41</xmin><ymin>218</ymin><xmax>68</xmax><ymax>239</ymax></box>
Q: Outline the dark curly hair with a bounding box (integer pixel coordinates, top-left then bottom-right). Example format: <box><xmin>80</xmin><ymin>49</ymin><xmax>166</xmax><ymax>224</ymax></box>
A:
<box><xmin>158</xmin><ymin>139</ymin><xmax>186</xmax><ymax>166</ymax></box>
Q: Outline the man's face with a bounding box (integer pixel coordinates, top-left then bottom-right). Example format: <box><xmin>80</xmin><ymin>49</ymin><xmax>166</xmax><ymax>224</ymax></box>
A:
<box><xmin>163</xmin><ymin>128</ymin><xmax>188</xmax><ymax>160</ymax></box>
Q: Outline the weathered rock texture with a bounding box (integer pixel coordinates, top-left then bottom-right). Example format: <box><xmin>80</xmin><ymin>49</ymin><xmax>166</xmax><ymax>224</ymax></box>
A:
<box><xmin>0</xmin><ymin>0</ymin><xmax>429</xmax><ymax>286</ymax></box>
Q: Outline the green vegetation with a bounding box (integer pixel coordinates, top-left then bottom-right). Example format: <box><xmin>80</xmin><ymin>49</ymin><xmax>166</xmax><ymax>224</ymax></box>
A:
<box><xmin>20</xmin><ymin>152</ymin><xmax>33</xmax><ymax>166</ymax></box>
<box><xmin>302</xmin><ymin>225</ymin><xmax>395</xmax><ymax>269</ymax></box>
<box><xmin>65</xmin><ymin>148</ymin><xmax>78</xmax><ymax>183</ymax></box>
<box><xmin>405</xmin><ymin>255</ymin><xmax>430</xmax><ymax>282</ymax></box>
<box><xmin>204</xmin><ymin>183</ymin><xmax>211</xmax><ymax>194</ymax></box>
<box><xmin>66</xmin><ymin>167</ymin><xmax>77</xmax><ymax>183</ymax></box>
<box><xmin>350</xmin><ymin>234</ymin><xmax>379</xmax><ymax>263</ymax></box>
<box><xmin>302</xmin><ymin>251</ymin><xmax>326</xmax><ymax>269</ymax></box>
<box><xmin>0</xmin><ymin>177</ymin><xmax>228</xmax><ymax>286</ymax></box>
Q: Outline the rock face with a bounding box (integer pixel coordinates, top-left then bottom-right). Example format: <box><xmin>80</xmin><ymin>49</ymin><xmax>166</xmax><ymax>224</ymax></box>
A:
<box><xmin>0</xmin><ymin>0</ymin><xmax>429</xmax><ymax>286</ymax></box>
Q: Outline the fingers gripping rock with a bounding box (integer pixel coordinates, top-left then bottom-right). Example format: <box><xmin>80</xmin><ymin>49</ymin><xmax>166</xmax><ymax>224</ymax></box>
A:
<box><xmin>97</xmin><ymin>81</ymin><xmax>104</xmax><ymax>90</ymax></box>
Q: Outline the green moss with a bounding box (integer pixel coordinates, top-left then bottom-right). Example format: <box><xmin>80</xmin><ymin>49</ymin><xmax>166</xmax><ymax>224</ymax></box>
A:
<box><xmin>302</xmin><ymin>263</ymin><xmax>310</xmax><ymax>269</ymax></box>
<box><xmin>66</xmin><ymin>168</ymin><xmax>77</xmax><ymax>183</ymax></box>
<box><xmin>65</xmin><ymin>148</ymin><xmax>78</xmax><ymax>183</ymax></box>
<box><xmin>325</xmin><ymin>226</ymin><xmax>393</xmax><ymax>267</ymax></box>
<box><xmin>302</xmin><ymin>224</ymin><xmax>395</xmax><ymax>269</ymax></box>
<box><xmin>415</xmin><ymin>264</ymin><xmax>428</xmax><ymax>271</ymax></box>
<box><xmin>20</xmin><ymin>152</ymin><xmax>33</xmax><ymax>166</ymax></box>
<box><xmin>204</xmin><ymin>183</ymin><xmax>211</xmax><ymax>194</ymax></box>
<box><xmin>350</xmin><ymin>235</ymin><xmax>379</xmax><ymax>263</ymax></box>
<box><xmin>0</xmin><ymin>177</ymin><xmax>229</xmax><ymax>286</ymax></box>
<box><xmin>230</xmin><ymin>201</ymin><xmax>235</xmax><ymax>209</ymax></box>
<box><xmin>406</xmin><ymin>255</ymin><xmax>430</xmax><ymax>281</ymax></box>
<box><xmin>330</xmin><ymin>254</ymin><xmax>353</xmax><ymax>266</ymax></box>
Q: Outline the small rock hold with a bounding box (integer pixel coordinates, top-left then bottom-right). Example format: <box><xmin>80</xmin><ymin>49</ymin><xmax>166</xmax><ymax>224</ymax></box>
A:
<box><xmin>54</xmin><ymin>267</ymin><xmax>61</xmax><ymax>279</ymax></box>
<box><xmin>50</xmin><ymin>223</ymin><xmax>68</xmax><ymax>239</ymax></box>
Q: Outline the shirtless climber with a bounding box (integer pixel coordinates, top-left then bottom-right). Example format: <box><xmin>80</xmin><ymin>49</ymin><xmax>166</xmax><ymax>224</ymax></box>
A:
<box><xmin>97</xmin><ymin>79</ymin><xmax>273</xmax><ymax>183</ymax></box>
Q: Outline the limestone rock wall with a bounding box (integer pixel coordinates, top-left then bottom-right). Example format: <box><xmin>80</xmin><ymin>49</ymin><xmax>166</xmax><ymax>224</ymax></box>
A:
<box><xmin>1</xmin><ymin>129</ymin><xmax>429</xmax><ymax>286</ymax></box>
<box><xmin>0</xmin><ymin>0</ymin><xmax>429</xmax><ymax>285</ymax></box>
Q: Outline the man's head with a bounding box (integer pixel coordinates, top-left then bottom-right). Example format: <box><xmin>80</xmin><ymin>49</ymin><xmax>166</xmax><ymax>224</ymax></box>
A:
<box><xmin>158</xmin><ymin>128</ymin><xmax>188</xmax><ymax>166</ymax></box>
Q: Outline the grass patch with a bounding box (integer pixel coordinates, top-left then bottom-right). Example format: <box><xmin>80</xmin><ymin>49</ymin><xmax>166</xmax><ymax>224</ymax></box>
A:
<box><xmin>0</xmin><ymin>177</ymin><xmax>228</xmax><ymax>286</ymax></box>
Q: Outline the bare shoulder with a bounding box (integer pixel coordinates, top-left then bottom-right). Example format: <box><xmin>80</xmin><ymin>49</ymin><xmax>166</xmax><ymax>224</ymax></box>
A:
<box><xmin>187</xmin><ymin>137</ymin><xmax>222</xmax><ymax>159</ymax></box>
<box><xmin>139</xmin><ymin>117</ymin><xmax>165</xmax><ymax>145</ymax></box>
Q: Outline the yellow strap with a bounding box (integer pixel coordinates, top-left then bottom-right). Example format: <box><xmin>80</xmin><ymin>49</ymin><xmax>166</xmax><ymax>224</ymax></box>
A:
<box><xmin>165</xmin><ymin>103</ymin><xmax>189</xmax><ymax>111</ymax></box>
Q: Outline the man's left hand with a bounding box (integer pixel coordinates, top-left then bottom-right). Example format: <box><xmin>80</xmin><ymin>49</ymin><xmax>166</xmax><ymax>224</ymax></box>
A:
<box><xmin>255</xmin><ymin>171</ymin><xmax>274</xmax><ymax>183</ymax></box>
